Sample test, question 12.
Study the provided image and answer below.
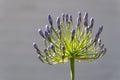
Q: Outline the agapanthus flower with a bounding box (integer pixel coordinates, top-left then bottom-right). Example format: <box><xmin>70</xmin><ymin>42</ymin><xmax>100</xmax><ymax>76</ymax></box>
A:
<box><xmin>33</xmin><ymin>12</ymin><xmax>106</xmax><ymax>65</ymax></box>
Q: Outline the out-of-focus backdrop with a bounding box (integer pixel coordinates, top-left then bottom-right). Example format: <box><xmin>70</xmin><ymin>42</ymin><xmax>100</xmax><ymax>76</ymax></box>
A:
<box><xmin>0</xmin><ymin>0</ymin><xmax>120</xmax><ymax>80</ymax></box>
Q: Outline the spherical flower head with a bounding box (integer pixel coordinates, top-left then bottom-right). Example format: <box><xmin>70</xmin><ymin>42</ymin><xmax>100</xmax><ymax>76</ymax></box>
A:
<box><xmin>33</xmin><ymin>12</ymin><xmax>107</xmax><ymax>65</ymax></box>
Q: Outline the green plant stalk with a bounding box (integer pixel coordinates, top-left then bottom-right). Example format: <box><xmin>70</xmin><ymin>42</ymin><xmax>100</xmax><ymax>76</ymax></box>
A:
<box><xmin>70</xmin><ymin>57</ymin><xmax>75</xmax><ymax>80</ymax></box>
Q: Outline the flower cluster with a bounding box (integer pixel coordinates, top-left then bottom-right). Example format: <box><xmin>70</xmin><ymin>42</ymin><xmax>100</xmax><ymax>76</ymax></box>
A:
<box><xmin>33</xmin><ymin>12</ymin><xmax>106</xmax><ymax>65</ymax></box>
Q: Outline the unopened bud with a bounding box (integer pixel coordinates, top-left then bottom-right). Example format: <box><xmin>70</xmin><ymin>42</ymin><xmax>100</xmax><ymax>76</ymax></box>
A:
<box><xmin>85</xmin><ymin>27</ymin><xmax>89</xmax><ymax>34</ymax></box>
<box><xmin>66</xmin><ymin>14</ymin><xmax>69</xmax><ymax>23</ymax></box>
<box><xmin>89</xmin><ymin>18</ymin><xmax>94</xmax><ymax>29</ymax></box>
<box><xmin>83</xmin><ymin>12</ymin><xmax>88</xmax><ymax>27</ymax></box>
<box><xmin>61</xmin><ymin>13</ymin><xmax>65</xmax><ymax>22</ymax></box>
<box><xmin>103</xmin><ymin>48</ymin><xmax>107</xmax><ymax>53</ymax></box>
<box><xmin>38</xmin><ymin>29</ymin><xmax>45</xmax><ymax>38</ymax></box>
<box><xmin>44</xmin><ymin>48</ymin><xmax>48</xmax><ymax>53</ymax></box>
<box><xmin>77</xmin><ymin>12</ymin><xmax>81</xmax><ymax>27</ymax></box>
<box><xmin>90</xmin><ymin>39</ymin><xmax>93</xmax><ymax>43</ymax></box>
<box><xmin>98</xmin><ymin>38</ymin><xmax>101</xmax><ymax>45</ymax></box>
<box><xmin>95</xmin><ymin>25</ymin><xmax>103</xmax><ymax>41</ymax></box>
<box><xmin>48</xmin><ymin>15</ymin><xmax>53</xmax><ymax>26</ymax></box>
<box><xmin>58</xmin><ymin>30</ymin><xmax>62</xmax><ymax>38</ymax></box>
<box><xmin>102</xmin><ymin>48</ymin><xmax>107</xmax><ymax>56</ymax></box>
<box><xmin>45</xmin><ymin>31</ymin><xmax>51</xmax><ymax>40</ymax></box>
<box><xmin>51</xmin><ymin>45</ymin><xmax>56</xmax><ymax>53</ymax></box>
<box><xmin>70</xmin><ymin>15</ymin><xmax>73</xmax><ymax>22</ymax></box>
<box><xmin>33</xmin><ymin>42</ymin><xmax>44</xmax><ymax>57</ymax></box>
<box><xmin>38</xmin><ymin>55</ymin><xmax>45</xmax><ymax>63</ymax></box>
<box><xmin>95</xmin><ymin>32</ymin><xmax>100</xmax><ymax>41</ymax></box>
<box><xmin>71</xmin><ymin>29</ymin><xmax>76</xmax><ymax>40</ymax></box>
<box><xmin>98</xmin><ymin>25</ymin><xmax>103</xmax><ymax>34</ymax></box>
<box><xmin>100</xmin><ymin>48</ymin><xmax>107</xmax><ymax>57</ymax></box>
<box><xmin>78</xmin><ymin>11</ymin><xmax>82</xmax><ymax>18</ymax></box>
<box><xmin>100</xmin><ymin>44</ymin><xmax>104</xmax><ymax>49</ymax></box>
<box><xmin>62</xmin><ymin>46</ymin><xmax>65</xmax><ymax>53</ymax></box>
<box><xmin>56</xmin><ymin>17</ymin><xmax>61</xmax><ymax>30</ymax></box>
<box><xmin>45</xmin><ymin>25</ymin><xmax>51</xmax><ymax>33</ymax></box>
<box><xmin>33</xmin><ymin>42</ymin><xmax>39</xmax><ymax>50</ymax></box>
<box><xmin>77</xmin><ymin>17</ymin><xmax>81</xmax><ymax>27</ymax></box>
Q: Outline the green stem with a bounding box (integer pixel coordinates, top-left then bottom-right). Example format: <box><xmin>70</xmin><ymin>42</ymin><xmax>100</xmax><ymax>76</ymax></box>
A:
<box><xmin>70</xmin><ymin>58</ymin><xmax>75</xmax><ymax>80</ymax></box>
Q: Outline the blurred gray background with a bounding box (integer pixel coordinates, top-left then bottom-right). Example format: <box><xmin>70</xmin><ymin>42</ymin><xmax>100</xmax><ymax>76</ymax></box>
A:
<box><xmin>0</xmin><ymin>0</ymin><xmax>120</xmax><ymax>80</ymax></box>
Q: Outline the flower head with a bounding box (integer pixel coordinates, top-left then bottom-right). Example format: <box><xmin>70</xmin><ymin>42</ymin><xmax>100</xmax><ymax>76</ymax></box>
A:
<box><xmin>33</xmin><ymin>12</ymin><xmax>106</xmax><ymax>65</ymax></box>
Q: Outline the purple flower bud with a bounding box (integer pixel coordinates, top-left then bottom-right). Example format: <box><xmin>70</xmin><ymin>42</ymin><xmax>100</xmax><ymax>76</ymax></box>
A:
<box><xmin>58</xmin><ymin>30</ymin><xmax>62</xmax><ymax>38</ymax></box>
<box><xmin>47</xmin><ymin>45</ymin><xmax>51</xmax><ymax>50</ymax></box>
<box><xmin>33</xmin><ymin>42</ymin><xmax>39</xmax><ymax>50</ymax></box>
<box><xmin>62</xmin><ymin>55</ymin><xmax>65</xmax><ymax>60</ymax></box>
<box><xmin>101</xmin><ymin>48</ymin><xmax>107</xmax><ymax>56</ymax></box>
<box><xmin>100</xmin><ymin>48</ymin><xmax>107</xmax><ymax>56</ymax></box>
<box><xmin>100</xmin><ymin>44</ymin><xmax>104</xmax><ymax>49</ymax></box>
<box><xmin>66</xmin><ymin>14</ymin><xmax>69</xmax><ymax>23</ymax></box>
<box><xmin>94</xmin><ymin>33</ymin><xmax>100</xmax><ymax>46</ymax></box>
<box><xmin>78</xmin><ymin>11</ymin><xmax>82</xmax><ymax>18</ymax></box>
<box><xmin>98</xmin><ymin>38</ymin><xmax>101</xmax><ymax>45</ymax></box>
<box><xmin>95</xmin><ymin>32</ymin><xmax>99</xmax><ymax>40</ymax></box>
<box><xmin>45</xmin><ymin>31</ymin><xmax>51</xmax><ymax>41</ymax></box>
<box><xmin>51</xmin><ymin>45</ymin><xmax>56</xmax><ymax>53</ymax></box>
<box><xmin>48</xmin><ymin>15</ymin><xmax>53</xmax><ymax>26</ymax></box>
<box><xmin>70</xmin><ymin>15</ymin><xmax>73</xmax><ymax>22</ymax></box>
<box><xmin>89</xmin><ymin>18</ymin><xmax>94</xmax><ymax>29</ymax></box>
<box><xmin>45</xmin><ymin>25</ymin><xmax>51</xmax><ymax>33</ymax></box>
<box><xmin>95</xmin><ymin>25</ymin><xmax>103</xmax><ymax>40</ymax></box>
<box><xmin>38</xmin><ymin>55</ymin><xmax>45</xmax><ymax>63</ymax></box>
<box><xmin>77</xmin><ymin>12</ymin><xmax>81</xmax><ymax>27</ymax></box>
<box><xmin>71</xmin><ymin>29</ymin><xmax>76</xmax><ymax>40</ymax></box>
<box><xmin>38</xmin><ymin>29</ymin><xmax>45</xmax><ymax>38</ymax></box>
<box><xmin>62</xmin><ymin>46</ymin><xmax>65</xmax><ymax>53</ymax></box>
<box><xmin>98</xmin><ymin>25</ymin><xmax>103</xmax><ymax>34</ymax></box>
<box><xmin>72</xmin><ymin>29</ymin><xmax>75</xmax><ymax>35</ymax></box>
<box><xmin>56</xmin><ymin>17</ymin><xmax>61</xmax><ymax>30</ymax></box>
<box><xmin>45</xmin><ymin>31</ymin><xmax>49</xmax><ymax>37</ymax></box>
<box><xmin>83</xmin><ymin>12</ymin><xmax>88</xmax><ymax>27</ymax></box>
<box><xmin>103</xmin><ymin>48</ymin><xmax>107</xmax><ymax>53</ymax></box>
<box><xmin>77</xmin><ymin>17</ymin><xmax>81</xmax><ymax>27</ymax></box>
<box><xmin>61</xmin><ymin>13</ymin><xmax>65</xmax><ymax>22</ymax></box>
<box><xmin>90</xmin><ymin>39</ymin><xmax>93</xmax><ymax>43</ymax></box>
<box><xmin>85</xmin><ymin>27</ymin><xmax>89</xmax><ymax>34</ymax></box>
<box><xmin>77</xmin><ymin>12</ymin><xmax>82</xmax><ymax>28</ymax></box>
<box><xmin>44</xmin><ymin>48</ymin><xmax>47</xmax><ymax>53</ymax></box>
<box><xmin>33</xmin><ymin>42</ymin><xmax>44</xmax><ymax>57</ymax></box>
